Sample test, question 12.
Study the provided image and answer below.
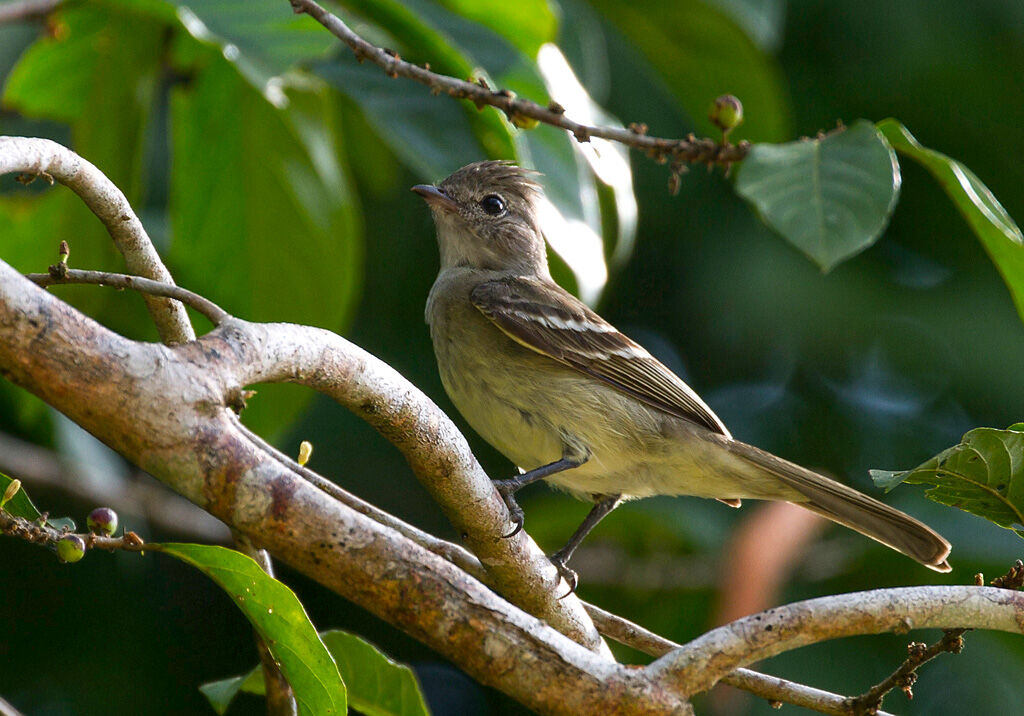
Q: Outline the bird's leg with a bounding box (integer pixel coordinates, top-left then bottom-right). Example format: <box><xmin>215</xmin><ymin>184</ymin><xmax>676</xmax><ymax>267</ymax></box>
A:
<box><xmin>550</xmin><ymin>494</ymin><xmax>623</xmax><ymax>595</ymax></box>
<box><xmin>493</xmin><ymin>456</ymin><xmax>584</xmax><ymax>537</ymax></box>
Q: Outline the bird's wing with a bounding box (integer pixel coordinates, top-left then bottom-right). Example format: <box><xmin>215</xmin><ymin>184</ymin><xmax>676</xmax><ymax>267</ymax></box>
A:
<box><xmin>470</xmin><ymin>276</ymin><xmax>730</xmax><ymax>436</ymax></box>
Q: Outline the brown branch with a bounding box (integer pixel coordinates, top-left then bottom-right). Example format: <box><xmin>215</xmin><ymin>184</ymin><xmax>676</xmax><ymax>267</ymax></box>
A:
<box><xmin>0</xmin><ymin>136</ymin><xmax>193</xmax><ymax>343</ymax></box>
<box><xmin>228</xmin><ymin>319</ymin><xmax>609</xmax><ymax>653</ymax></box>
<box><xmin>288</xmin><ymin>0</ymin><xmax>750</xmax><ymax>171</ymax></box>
<box><xmin>0</xmin><ymin>264</ymin><xmax>687</xmax><ymax>714</ymax></box>
<box><xmin>20</xmin><ymin>247</ymin><xmax>602</xmax><ymax>651</ymax></box>
<box><xmin>26</xmin><ymin>266</ymin><xmax>228</xmax><ymax>325</ymax></box>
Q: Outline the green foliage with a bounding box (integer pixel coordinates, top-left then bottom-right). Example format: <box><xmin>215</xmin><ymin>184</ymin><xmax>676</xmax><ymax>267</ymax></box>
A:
<box><xmin>878</xmin><ymin>118</ymin><xmax>1024</xmax><ymax>323</ymax></box>
<box><xmin>158</xmin><ymin>543</ymin><xmax>346</xmax><ymax>716</ymax></box>
<box><xmin>202</xmin><ymin>630</ymin><xmax>430</xmax><ymax>716</ymax></box>
<box><xmin>0</xmin><ymin>471</ymin><xmax>40</xmax><ymax>520</ymax></box>
<box><xmin>872</xmin><ymin>425</ymin><xmax>1024</xmax><ymax>536</ymax></box>
<box><xmin>587</xmin><ymin>0</ymin><xmax>790</xmax><ymax>142</ymax></box>
<box><xmin>735</xmin><ymin>120</ymin><xmax>900</xmax><ymax>270</ymax></box>
<box><xmin>0</xmin><ymin>472</ymin><xmax>74</xmax><ymax>531</ymax></box>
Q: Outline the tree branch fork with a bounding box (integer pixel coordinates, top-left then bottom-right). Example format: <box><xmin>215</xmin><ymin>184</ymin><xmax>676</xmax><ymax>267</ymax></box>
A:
<box><xmin>3</xmin><ymin>135</ymin><xmax>1024</xmax><ymax>715</ymax></box>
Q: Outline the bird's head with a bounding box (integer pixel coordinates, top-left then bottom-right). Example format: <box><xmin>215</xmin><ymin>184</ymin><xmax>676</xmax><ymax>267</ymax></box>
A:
<box><xmin>413</xmin><ymin>160</ymin><xmax>549</xmax><ymax>276</ymax></box>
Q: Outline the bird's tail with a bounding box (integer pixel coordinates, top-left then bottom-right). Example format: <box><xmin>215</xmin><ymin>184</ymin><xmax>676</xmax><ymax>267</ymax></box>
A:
<box><xmin>726</xmin><ymin>439</ymin><xmax>952</xmax><ymax>572</ymax></box>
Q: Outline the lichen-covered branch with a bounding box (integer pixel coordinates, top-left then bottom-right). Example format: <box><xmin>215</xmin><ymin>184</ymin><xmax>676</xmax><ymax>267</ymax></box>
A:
<box><xmin>229</xmin><ymin>319</ymin><xmax>607</xmax><ymax>652</ymax></box>
<box><xmin>646</xmin><ymin>585</ymin><xmax>1024</xmax><ymax>697</ymax></box>
<box><xmin>0</xmin><ymin>136</ymin><xmax>192</xmax><ymax>343</ymax></box>
<box><xmin>0</xmin><ymin>261</ymin><xmax>689</xmax><ymax>714</ymax></box>
<box><xmin>585</xmin><ymin>603</ymin><xmax>897</xmax><ymax>716</ymax></box>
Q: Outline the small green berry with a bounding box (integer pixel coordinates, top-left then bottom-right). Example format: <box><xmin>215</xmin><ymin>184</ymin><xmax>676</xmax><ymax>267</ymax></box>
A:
<box><xmin>709</xmin><ymin>94</ymin><xmax>744</xmax><ymax>134</ymax></box>
<box><xmin>57</xmin><ymin>535</ymin><xmax>86</xmax><ymax>563</ymax></box>
<box><xmin>87</xmin><ymin>507</ymin><xmax>118</xmax><ymax>536</ymax></box>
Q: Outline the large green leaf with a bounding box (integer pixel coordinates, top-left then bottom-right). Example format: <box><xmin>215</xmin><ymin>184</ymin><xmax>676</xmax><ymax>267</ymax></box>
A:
<box><xmin>435</xmin><ymin>0</ymin><xmax>557</xmax><ymax>57</ymax></box>
<box><xmin>586</xmin><ymin>0</ymin><xmax>790</xmax><ymax>142</ymax></box>
<box><xmin>170</xmin><ymin>54</ymin><xmax>362</xmax><ymax>435</ymax></box>
<box><xmin>201</xmin><ymin>630</ymin><xmax>429</xmax><ymax>716</ymax></box>
<box><xmin>162</xmin><ymin>0</ymin><xmax>335</xmax><ymax>96</ymax></box>
<box><xmin>872</xmin><ymin>425</ymin><xmax>1024</xmax><ymax>537</ymax></box>
<box><xmin>878</xmin><ymin>118</ymin><xmax>1024</xmax><ymax>323</ymax></box>
<box><xmin>159</xmin><ymin>544</ymin><xmax>346</xmax><ymax>716</ymax></box>
<box><xmin>735</xmin><ymin>120</ymin><xmax>901</xmax><ymax>271</ymax></box>
<box><xmin>316</xmin><ymin>59</ymin><xmax>488</xmax><ymax>179</ymax></box>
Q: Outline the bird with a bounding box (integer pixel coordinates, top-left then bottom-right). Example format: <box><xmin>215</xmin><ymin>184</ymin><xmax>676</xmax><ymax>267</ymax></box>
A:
<box><xmin>413</xmin><ymin>160</ymin><xmax>951</xmax><ymax>591</ymax></box>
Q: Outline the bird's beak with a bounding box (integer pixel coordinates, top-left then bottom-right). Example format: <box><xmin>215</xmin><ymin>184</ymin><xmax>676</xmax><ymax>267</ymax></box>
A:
<box><xmin>411</xmin><ymin>184</ymin><xmax>460</xmax><ymax>213</ymax></box>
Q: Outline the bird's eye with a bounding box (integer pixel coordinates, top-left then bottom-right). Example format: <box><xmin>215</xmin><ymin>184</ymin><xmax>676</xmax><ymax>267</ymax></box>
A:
<box><xmin>479</xmin><ymin>194</ymin><xmax>506</xmax><ymax>216</ymax></box>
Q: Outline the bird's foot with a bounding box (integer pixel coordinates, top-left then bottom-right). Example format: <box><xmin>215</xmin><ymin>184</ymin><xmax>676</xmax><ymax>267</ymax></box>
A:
<box><xmin>493</xmin><ymin>479</ymin><xmax>525</xmax><ymax>538</ymax></box>
<box><xmin>549</xmin><ymin>551</ymin><xmax>578</xmax><ymax>598</ymax></box>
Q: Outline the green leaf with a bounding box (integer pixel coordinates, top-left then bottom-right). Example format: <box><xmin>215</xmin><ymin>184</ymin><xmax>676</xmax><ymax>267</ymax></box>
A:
<box><xmin>0</xmin><ymin>471</ymin><xmax>75</xmax><ymax>530</ymax></box>
<box><xmin>435</xmin><ymin>0</ymin><xmax>557</xmax><ymax>57</ymax></box>
<box><xmin>316</xmin><ymin>59</ymin><xmax>488</xmax><ymax>179</ymax></box>
<box><xmin>322</xmin><ymin>631</ymin><xmax>430</xmax><ymax>716</ymax></box>
<box><xmin>201</xmin><ymin>630</ymin><xmax>429</xmax><ymax>716</ymax></box>
<box><xmin>165</xmin><ymin>0</ymin><xmax>336</xmax><ymax>95</ymax></box>
<box><xmin>199</xmin><ymin>673</ymin><xmax>250</xmax><ymax>715</ymax></box>
<box><xmin>158</xmin><ymin>543</ymin><xmax>346</xmax><ymax>716</ymax></box>
<box><xmin>877</xmin><ymin>118</ymin><xmax>1024</xmax><ymax>323</ymax></box>
<box><xmin>871</xmin><ymin>425</ymin><xmax>1024</xmax><ymax>537</ymax></box>
<box><xmin>735</xmin><ymin>120</ymin><xmax>901</xmax><ymax>271</ymax></box>
<box><xmin>0</xmin><ymin>471</ymin><xmax>41</xmax><ymax>520</ymax></box>
<box><xmin>587</xmin><ymin>0</ymin><xmax>790</xmax><ymax>142</ymax></box>
<box><xmin>170</xmin><ymin>54</ymin><xmax>362</xmax><ymax>436</ymax></box>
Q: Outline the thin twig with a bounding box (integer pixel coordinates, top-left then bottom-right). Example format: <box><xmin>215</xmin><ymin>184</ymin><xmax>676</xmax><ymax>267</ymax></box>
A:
<box><xmin>0</xmin><ymin>430</ymin><xmax>228</xmax><ymax>541</ymax></box>
<box><xmin>990</xmin><ymin>559</ymin><xmax>1024</xmax><ymax>589</ymax></box>
<box><xmin>26</xmin><ymin>266</ymin><xmax>228</xmax><ymax>325</ymax></box>
<box><xmin>288</xmin><ymin>0</ymin><xmax>749</xmax><ymax>172</ymax></box>
<box><xmin>0</xmin><ymin>508</ymin><xmax>146</xmax><ymax>553</ymax></box>
<box><xmin>845</xmin><ymin>561</ymin><xmax>1024</xmax><ymax>715</ymax></box>
<box><xmin>844</xmin><ymin>630</ymin><xmax>966</xmax><ymax>715</ymax></box>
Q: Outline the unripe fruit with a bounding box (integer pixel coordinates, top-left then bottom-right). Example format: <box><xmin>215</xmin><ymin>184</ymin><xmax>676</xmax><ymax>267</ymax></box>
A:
<box><xmin>57</xmin><ymin>535</ymin><xmax>86</xmax><ymax>563</ymax></box>
<box><xmin>87</xmin><ymin>507</ymin><xmax>118</xmax><ymax>536</ymax></box>
<box><xmin>709</xmin><ymin>94</ymin><xmax>743</xmax><ymax>133</ymax></box>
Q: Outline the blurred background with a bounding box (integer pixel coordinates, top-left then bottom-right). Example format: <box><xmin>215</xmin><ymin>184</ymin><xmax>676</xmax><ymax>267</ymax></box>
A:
<box><xmin>1</xmin><ymin>0</ymin><xmax>1023</xmax><ymax>714</ymax></box>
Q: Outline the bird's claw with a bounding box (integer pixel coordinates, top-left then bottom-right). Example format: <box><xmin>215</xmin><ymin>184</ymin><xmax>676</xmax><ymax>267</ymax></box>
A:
<box><xmin>494</xmin><ymin>480</ymin><xmax>525</xmax><ymax>538</ymax></box>
<box><xmin>550</xmin><ymin>552</ymin><xmax>578</xmax><ymax>598</ymax></box>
